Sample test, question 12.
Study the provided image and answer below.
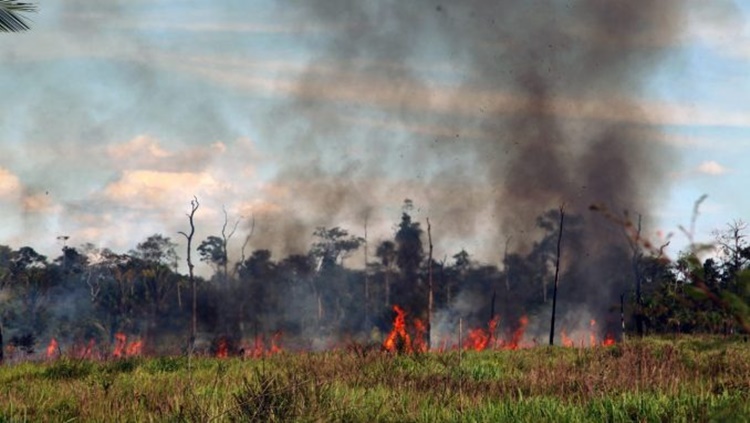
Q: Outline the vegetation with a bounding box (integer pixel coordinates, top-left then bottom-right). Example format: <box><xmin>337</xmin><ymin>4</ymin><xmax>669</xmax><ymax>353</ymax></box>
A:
<box><xmin>0</xmin><ymin>1</ymin><xmax>36</xmax><ymax>33</ymax></box>
<box><xmin>0</xmin><ymin>200</ymin><xmax>748</xmax><ymax>361</ymax></box>
<box><xmin>0</xmin><ymin>336</ymin><xmax>748</xmax><ymax>421</ymax></box>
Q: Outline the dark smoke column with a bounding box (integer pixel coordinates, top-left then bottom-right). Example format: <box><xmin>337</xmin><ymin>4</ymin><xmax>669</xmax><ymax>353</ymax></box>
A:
<box><xmin>272</xmin><ymin>1</ymin><xmax>684</xmax><ymax>314</ymax></box>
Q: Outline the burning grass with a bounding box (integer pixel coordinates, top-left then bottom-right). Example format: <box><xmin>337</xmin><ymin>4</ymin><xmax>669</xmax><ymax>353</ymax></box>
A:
<box><xmin>0</xmin><ymin>336</ymin><xmax>748</xmax><ymax>421</ymax></box>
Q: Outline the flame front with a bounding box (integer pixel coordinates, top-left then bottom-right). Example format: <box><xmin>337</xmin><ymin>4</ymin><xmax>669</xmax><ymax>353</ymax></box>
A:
<box><xmin>507</xmin><ymin>316</ymin><xmax>529</xmax><ymax>350</ymax></box>
<box><xmin>561</xmin><ymin>329</ymin><xmax>574</xmax><ymax>348</ymax></box>
<box><xmin>216</xmin><ymin>338</ymin><xmax>229</xmax><ymax>358</ymax></box>
<box><xmin>113</xmin><ymin>333</ymin><xmax>143</xmax><ymax>358</ymax></box>
<box><xmin>113</xmin><ymin>333</ymin><xmax>127</xmax><ymax>358</ymax></box>
<box><xmin>383</xmin><ymin>305</ymin><xmax>412</xmax><ymax>353</ymax></box>
<box><xmin>464</xmin><ymin>315</ymin><xmax>500</xmax><ymax>351</ymax></box>
<box><xmin>46</xmin><ymin>338</ymin><xmax>58</xmax><ymax>359</ymax></box>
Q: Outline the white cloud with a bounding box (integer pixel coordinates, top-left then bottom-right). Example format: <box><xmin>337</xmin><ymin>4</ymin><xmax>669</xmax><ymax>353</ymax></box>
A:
<box><xmin>107</xmin><ymin>135</ymin><xmax>171</xmax><ymax>160</ymax></box>
<box><xmin>696</xmin><ymin>160</ymin><xmax>729</xmax><ymax>176</ymax></box>
<box><xmin>104</xmin><ymin>170</ymin><xmax>227</xmax><ymax>205</ymax></box>
<box><xmin>105</xmin><ymin>135</ymin><xmax>228</xmax><ymax>172</ymax></box>
<box><xmin>23</xmin><ymin>193</ymin><xmax>61</xmax><ymax>214</ymax></box>
<box><xmin>0</xmin><ymin>167</ymin><xmax>21</xmax><ymax>199</ymax></box>
<box><xmin>684</xmin><ymin>2</ymin><xmax>750</xmax><ymax>60</ymax></box>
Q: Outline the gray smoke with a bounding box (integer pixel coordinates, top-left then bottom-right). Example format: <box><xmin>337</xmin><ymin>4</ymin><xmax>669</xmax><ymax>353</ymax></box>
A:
<box><xmin>262</xmin><ymin>1</ymin><xmax>685</xmax><ymax>315</ymax></box>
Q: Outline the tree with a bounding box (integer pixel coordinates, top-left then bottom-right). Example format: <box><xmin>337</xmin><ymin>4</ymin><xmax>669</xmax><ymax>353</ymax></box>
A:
<box><xmin>310</xmin><ymin>227</ymin><xmax>364</xmax><ymax>271</ymax></box>
<box><xmin>198</xmin><ymin>207</ymin><xmax>240</xmax><ymax>282</ymax></box>
<box><xmin>131</xmin><ymin>234</ymin><xmax>179</xmax><ymax>270</ymax></box>
<box><xmin>8</xmin><ymin>247</ymin><xmax>54</xmax><ymax>335</ymax></box>
<box><xmin>198</xmin><ymin>236</ymin><xmax>227</xmax><ymax>275</ymax></box>
<box><xmin>178</xmin><ymin>197</ymin><xmax>199</xmax><ymax>350</ymax></box>
<box><xmin>376</xmin><ymin>240</ymin><xmax>397</xmax><ymax>306</ymax></box>
<box><xmin>237</xmin><ymin>249</ymin><xmax>277</xmax><ymax>335</ymax></box>
<box><xmin>0</xmin><ymin>1</ymin><xmax>36</xmax><ymax>33</ymax></box>
<box><xmin>0</xmin><ymin>245</ymin><xmax>14</xmax><ymax>363</ymax></box>
<box><xmin>309</xmin><ymin>227</ymin><xmax>364</xmax><ymax>326</ymax></box>
<box><xmin>395</xmin><ymin>211</ymin><xmax>423</xmax><ymax>285</ymax></box>
<box><xmin>713</xmin><ymin>220</ymin><xmax>749</xmax><ymax>287</ymax></box>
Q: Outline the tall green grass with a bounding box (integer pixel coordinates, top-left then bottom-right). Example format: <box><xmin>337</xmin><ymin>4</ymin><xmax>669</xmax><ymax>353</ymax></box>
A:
<box><xmin>0</xmin><ymin>335</ymin><xmax>748</xmax><ymax>422</ymax></box>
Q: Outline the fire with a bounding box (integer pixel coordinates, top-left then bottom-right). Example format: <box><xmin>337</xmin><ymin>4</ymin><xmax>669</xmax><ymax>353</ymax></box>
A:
<box><xmin>602</xmin><ymin>332</ymin><xmax>616</xmax><ymax>347</ymax></box>
<box><xmin>463</xmin><ymin>315</ymin><xmax>499</xmax><ymax>351</ymax></box>
<box><xmin>383</xmin><ymin>307</ymin><xmax>612</xmax><ymax>353</ymax></box>
<box><xmin>238</xmin><ymin>333</ymin><xmax>285</xmax><ymax>358</ymax></box>
<box><xmin>383</xmin><ymin>305</ymin><xmax>412</xmax><ymax>353</ymax></box>
<box><xmin>113</xmin><ymin>333</ymin><xmax>127</xmax><ymax>357</ymax></box>
<box><xmin>112</xmin><ymin>333</ymin><xmax>144</xmax><ymax>358</ymax></box>
<box><xmin>73</xmin><ymin>339</ymin><xmax>97</xmax><ymax>359</ymax></box>
<box><xmin>126</xmin><ymin>339</ymin><xmax>143</xmax><ymax>356</ymax></box>
<box><xmin>412</xmin><ymin>319</ymin><xmax>428</xmax><ymax>353</ymax></box>
<box><xmin>216</xmin><ymin>338</ymin><xmax>229</xmax><ymax>358</ymax></box>
<box><xmin>507</xmin><ymin>315</ymin><xmax>529</xmax><ymax>350</ymax></box>
<box><xmin>46</xmin><ymin>338</ymin><xmax>59</xmax><ymax>359</ymax></box>
<box><xmin>465</xmin><ymin>327</ymin><xmax>490</xmax><ymax>351</ymax></box>
<box><xmin>269</xmin><ymin>332</ymin><xmax>283</xmax><ymax>354</ymax></box>
<box><xmin>561</xmin><ymin>329</ymin><xmax>574</xmax><ymax>347</ymax></box>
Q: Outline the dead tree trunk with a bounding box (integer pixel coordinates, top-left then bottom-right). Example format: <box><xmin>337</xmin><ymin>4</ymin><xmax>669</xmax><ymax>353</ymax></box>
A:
<box><xmin>364</xmin><ymin>217</ymin><xmax>370</xmax><ymax>328</ymax></box>
<box><xmin>548</xmin><ymin>205</ymin><xmax>565</xmax><ymax>346</ymax></box>
<box><xmin>427</xmin><ymin>218</ymin><xmax>434</xmax><ymax>349</ymax></box>
<box><xmin>178</xmin><ymin>196</ymin><xmax>199</xmax><ymax>351</ymax></box>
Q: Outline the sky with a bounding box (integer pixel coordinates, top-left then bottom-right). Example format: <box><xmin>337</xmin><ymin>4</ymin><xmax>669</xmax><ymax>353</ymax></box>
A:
<box><xmin>0</xmin><ymin>0</ymin><xmax>748</xmax><ymax>273</ymax></box>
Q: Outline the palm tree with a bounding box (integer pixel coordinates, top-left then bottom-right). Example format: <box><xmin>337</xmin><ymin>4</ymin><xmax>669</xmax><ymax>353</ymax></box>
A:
<box><xmin>0</xmin><ymin>1</ymin><xmax>36</xmax><ymax>33</ymax></box>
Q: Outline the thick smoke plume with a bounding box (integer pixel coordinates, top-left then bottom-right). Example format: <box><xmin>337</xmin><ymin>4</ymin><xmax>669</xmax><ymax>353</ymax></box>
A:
<box><xmin>263</xmin><ymin>1</ymin><xmax>684</xmax><ymax>316</ymax></box>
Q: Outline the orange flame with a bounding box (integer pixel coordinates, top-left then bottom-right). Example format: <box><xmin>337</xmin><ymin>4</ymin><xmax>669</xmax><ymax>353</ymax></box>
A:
<box><xmin>412</xmin><ymin>319</ymin><xmax>428</xmax><ymax>353</ymax></box>
<box><xmin>602</xmin><ymin>332</ymin><xmax>616</xmax><ymax>347</ymax></box>
<box><xmin>463</xmin><ymin>315</ymin><xmax>499</xmax><ymax>351</ymax></box>
<box><xmin>46</xmin><ymin>338</ymin><xmax>59</xmax><ymax>359</ymax></box>
<box><xmin>216</xmin><ymin>338</ymin><xmax>229</xmax><ymax>358</ymax></box>
<box><xmin>74</xmin><ymin>339</ymin><xmax>96</xmax><ymax>359</ymax></box>
<box><xmin>113</xmin><ymin>333</ymin><xmax>143</xmax><ymax>358</ymax></box>
<box><xmin>383</xmin><ymin>305</ymin><xmax>412</xmax><ymax>353</ymax></box>
<box><xmin>589</xmin><ymin>319</ymin><xmax>597</xmax><ymax>347</ymax></box>
<box><xmin>269</xmin><ymin>332</ymin><xmax>283</xmax><ymax>355</ymax></box>
<box><xmin>465</xmin><ymin>327</ymin><xmax>489</xmax><ymax>351</ymax></box>
<box><xmin>113</xmin><ymin>332</ymin><xmax>127</xmax><ymax>358</ymax></box>
<box><xmin>561</xmin><ymin>329</ymin><xmax>574</xmax><ymax>347</ymax></box>
<box><xmin>126</xmin><ymin>339</ymin><xmax>143</xmax><ymax>356</ymax></box>
<box><xmin>507</xmin><ymin>315</ymin><xmax>529</xmax><ymax>350</ymax></box>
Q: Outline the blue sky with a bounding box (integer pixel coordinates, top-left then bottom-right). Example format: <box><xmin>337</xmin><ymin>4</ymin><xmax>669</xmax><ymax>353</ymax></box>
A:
<box><xmin>0</xmin><ymin>0</ymin><xmax>748</xmax><ymax>269</ymax></box>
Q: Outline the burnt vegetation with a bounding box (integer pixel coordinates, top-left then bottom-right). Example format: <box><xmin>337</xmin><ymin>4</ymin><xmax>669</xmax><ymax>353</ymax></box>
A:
<box><xmin>0</xmin><ymin>202</ymin><xmax>748</xmax><ymax>360</ymax></box>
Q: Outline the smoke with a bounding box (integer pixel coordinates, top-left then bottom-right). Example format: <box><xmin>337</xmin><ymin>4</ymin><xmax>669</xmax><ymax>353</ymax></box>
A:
<box><xmin>264</xmin><ymin>0</ymin><xmax>685</xmax><ymax>319</ymax></box>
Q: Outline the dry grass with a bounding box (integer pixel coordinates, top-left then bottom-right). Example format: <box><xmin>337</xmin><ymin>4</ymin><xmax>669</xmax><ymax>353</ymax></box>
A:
<box><xmin>0</xmin><ymin>335</ymin><xmax>748</xmax><ymax>422</ymax></box>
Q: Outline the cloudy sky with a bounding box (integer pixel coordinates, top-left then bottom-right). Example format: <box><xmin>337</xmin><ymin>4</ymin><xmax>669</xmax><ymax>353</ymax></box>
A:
<box><xmin>0</xmin><ymin>0</ymin><xmax>748</xmax><ymax>271</ymax></box>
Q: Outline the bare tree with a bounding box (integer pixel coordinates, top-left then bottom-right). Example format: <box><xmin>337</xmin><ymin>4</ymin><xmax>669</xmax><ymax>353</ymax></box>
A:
<box><xmin>363</xmin><ymin>216</ymin><xmax>370</xmax><ymax>327</ymax></box>
<box><xmin>178</xmin><ymin>196</ymin><xmax>199</xmax><ymax>349</ymax></box>
<box><xmin>548</xmin><ymin>204</ymin><xmax>565</xmax><ymax>346</ymax></box>
<box><xmin>220</xmin><ymin>206</ymin><xmax>240</xmax><ymax>281</ymax></box>
<box><xmin>713</xmin><ymin>219</ymin><xmax>749</xmax><ymax>283</ymax></box>
<box><xmin>426</xmin><ymin>218</ymin><xmax>434</xmax><ymax>348</ymax></box>
<box><xmin>239</xmin><ymin>215</ymin><xmax>256</xmax><ymax>268</ymax></box>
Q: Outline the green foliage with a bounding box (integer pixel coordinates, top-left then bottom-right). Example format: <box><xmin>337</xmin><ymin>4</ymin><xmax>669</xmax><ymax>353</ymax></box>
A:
<box><xmin>103</xmin><ymin>357</ymin><xmax>141</xmax><ymax>374</ymax></box>
<box><xmin>0</xmin><ymin>337</ymin><xmax>749</xmax><ymax>421</ymax></box>
<box><xmin>42</xmin><ymin>359</ymin><xmax>94</xmax><ymax>380</ymax></box>
<box><xmin>0</xmin><ymin>1</ymin><xmax>37</xmax><ymax>33</ymax></box>
<box><xmin>233</xmin><ymin>368</ymin><xmax>335</xmax><ymax>422</ymax></box>
<box><xmin>145</xmin><ymin>356</ymin><xmax>186</xmax><ymax>374</ymax></box>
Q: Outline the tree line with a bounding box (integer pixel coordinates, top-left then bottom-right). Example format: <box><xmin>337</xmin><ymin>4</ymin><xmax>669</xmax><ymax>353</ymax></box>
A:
<box><xmin>0</xmin><ymin>200</ymin><xmax>748</xmax><ymax>360</ymax></box>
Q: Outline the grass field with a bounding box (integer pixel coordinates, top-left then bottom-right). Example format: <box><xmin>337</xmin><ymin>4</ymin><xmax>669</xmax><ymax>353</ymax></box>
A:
<box><xmin>1</xmin><ymin>336</ymin><xmax>749</xmax><ymax>422</ymax></box>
